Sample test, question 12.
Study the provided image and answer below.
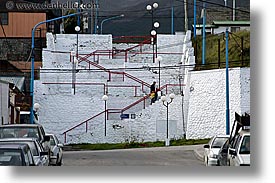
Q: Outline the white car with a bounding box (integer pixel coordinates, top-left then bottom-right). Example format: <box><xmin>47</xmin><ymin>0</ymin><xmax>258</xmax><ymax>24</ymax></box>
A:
<box><xmin>228</xmin><ymin>130</ymin><xmax>250</xmax><ymax>166</ymax></box>
<box><xmin>47</xmin><ymin>134</ymin><xmax>63</xmax><ymax>166</ymax></box>
<box><xmin>203</xmin><ymin>135</ymin><xmax>230</xmax><ymax>166</ymax></box>
<box><xmin>0</xmin><ymin>138</ymin><xmax>49</xmax><ymax>166</ymax></box>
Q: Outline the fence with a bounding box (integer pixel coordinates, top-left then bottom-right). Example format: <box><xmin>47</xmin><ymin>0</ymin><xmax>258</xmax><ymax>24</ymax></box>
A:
<box><xmin>194</xmin><ymin>31</ymin><xmax>250</xmax><ymax>70</ymax></box>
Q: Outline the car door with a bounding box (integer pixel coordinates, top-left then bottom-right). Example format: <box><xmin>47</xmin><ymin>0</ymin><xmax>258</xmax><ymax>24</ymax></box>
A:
<box><xmin>218</xmin><ymin>139</ymin><xmax>229</xmax><ymax>166</ymax></box>
<box><xmin>228</xmin><ymin>135</ymin><xmax>241</xmax><ymax>166</ymax></box>
<box><xmin>36</xmin><ymin>141</ymin><xmax>49</xmax><ymax>166</ymax></box>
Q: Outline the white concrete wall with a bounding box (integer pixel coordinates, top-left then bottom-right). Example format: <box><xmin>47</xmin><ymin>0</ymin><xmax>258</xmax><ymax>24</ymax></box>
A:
<box><xmin>35</xmin><ymin>33</ymin><xmax>185</xmax><ymax>144</ymax></box>
<box><xmin>184</xmin><ymin>67</ymin><xmax>250</xmax><ymax>139</ymax></box>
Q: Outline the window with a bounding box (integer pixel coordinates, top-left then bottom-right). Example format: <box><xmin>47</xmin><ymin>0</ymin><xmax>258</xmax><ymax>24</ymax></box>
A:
<box><xmin>0</xmin><ymin>12</ymin><xmax>8</xmax><ymax>25</ymax></box>
<box><xmin>239</xmin><ymin>136</ymin><xmax>250</xmax><ymax>154</ymax></box>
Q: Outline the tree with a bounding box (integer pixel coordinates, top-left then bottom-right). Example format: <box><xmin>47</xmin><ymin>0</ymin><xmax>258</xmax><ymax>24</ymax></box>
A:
<box><xmin>64</xmin><ymin>9</ymin><xmax>83</xmax><ymax>34</ymax></box>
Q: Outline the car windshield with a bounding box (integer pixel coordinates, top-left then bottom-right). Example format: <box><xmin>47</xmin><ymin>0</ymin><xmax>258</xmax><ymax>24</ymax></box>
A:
<box><xmin>211</xmin><ymin>137</ymin><xmax>228</xmax><ymax>148</ymax></box>
<box><xmin>0</xmin><ymin>149</ymin><xmax>22</xmax><ymax>166</ymax></box>
<box><xmin>0</xmin><ymin>141</ymin><xmax>39</xmax><ymax>156</ymax></box>
<box><xmin>0</xmin><ymin>127</ymin><xmax>41</xmax><ymax>141</ymax></box>
<box><xmin>23</xmin><ymin>142</ymin><xmax>39</xmax><ymax>156</ymax></box>
<box><xmin>239</xmin><ymin>135</ymin><xmax>250</xmax><ymax>154</ymax></box>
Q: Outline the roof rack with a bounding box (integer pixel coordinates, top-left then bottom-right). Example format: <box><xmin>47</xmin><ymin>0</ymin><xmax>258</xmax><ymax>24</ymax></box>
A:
<box><xmin>229</xmin><ymin>112</ymin><xmax>250</xmax><ymax>142</ymax></box>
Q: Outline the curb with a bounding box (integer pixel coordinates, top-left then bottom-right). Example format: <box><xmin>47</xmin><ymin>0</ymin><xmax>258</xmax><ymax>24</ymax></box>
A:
<box><xmin>193</xmin><ymin>148</ymin><xmax>204</xmax><ymax>162</ymax></box>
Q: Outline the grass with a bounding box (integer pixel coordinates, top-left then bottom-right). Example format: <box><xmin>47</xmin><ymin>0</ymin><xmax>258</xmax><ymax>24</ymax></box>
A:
<box><xmin>193</xmin><ymin>30</ymin><xmax>250</xmax><ymax>70</ymax></box>
<box><xmin>65</xmin><ymin>138</ymin><xmax>210</xmax><ymax>151</ymax></box>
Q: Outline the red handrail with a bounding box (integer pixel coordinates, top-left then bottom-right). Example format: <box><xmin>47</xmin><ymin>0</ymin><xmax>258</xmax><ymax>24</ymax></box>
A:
<box><xmin>63</xmin><ymin>111</ymin><xmax>105</xmax><ymax>143</ymax></box>
<box><xmin>62</xmin><ymin>83</ymin><xmax>185</xmax><ymax>143</ymax></box>
<box><xmin>113</xmin><ymin>36</ymin><xmax>151</xmax><ymax>43</ymax></box>
<box><xmin>78</xmin><ymin>55</ymin><xmax>151</xmax><ymax>88</ymax></box>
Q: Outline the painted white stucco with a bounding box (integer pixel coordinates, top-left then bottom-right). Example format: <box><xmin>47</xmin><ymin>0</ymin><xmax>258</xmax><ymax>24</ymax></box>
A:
<box><xmin>183</xmin><ymin>68</ymin><xmax>250</xmax><ymax>139</ymax></box>
<box><xmin>34</xmin><ymin>31</ymin><xmax>250</xmax><ymax>144</ymax></box>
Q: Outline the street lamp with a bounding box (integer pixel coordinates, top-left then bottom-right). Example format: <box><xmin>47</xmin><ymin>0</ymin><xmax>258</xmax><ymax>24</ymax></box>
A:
<box><xmin>146</xmin><ymin>2</ymin><xmax>158</xmax><ymax>29</ymax></box>
<box><xmin>30</xmin><ymin>11</ymin><xmax>87</xmax><ymax>124</ymax></box>
<box><xmin>154</xmin><ymin>21</ymin><xmax>160</xmax><ymax>58</ymax></box>
<box><xmin>71</xmin><ymin>51</ymin><xmax>77</xmax><ymax>95</ymax></box>
<box><xmin>33</xmin><ymin>103</ymin><xmax>40</xmax><ymax>122</ymax></box>
<box><xmin>102</xmin><ymin>94</ymin><xmax>108</xmax><ymax>136</ymax></box>
<box><xmin>100</xmin><ymin>14</ymin><xmax>124</xmax><ymax>34</ymax></box>
<box><xmin>225</xmin><ymin>28</ymin><xmax>230</xmax><ymax>135</ymax></box>
<box><xmin>150</xmin><ymin>30</ymin><xmax>156</xmax><ymax>63</ymax></box>
<box><xmin>161</xmin><ymin>93</ymin><xmax>175</xmax><ymax>146</ymax></box>
<box><xmin>156</xmin><ymin>56</ymin><xmax>163</xmax><ymax>89</ymax></box>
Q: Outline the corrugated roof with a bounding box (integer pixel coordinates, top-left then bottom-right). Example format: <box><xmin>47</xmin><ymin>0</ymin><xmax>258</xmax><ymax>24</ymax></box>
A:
<box><xmin>0</xmin><ymin>76</ymin><xmax>25</xmax><ymax>92</ymax></box>
<box><xmin>212</xmin><ymin>21</ymin><xmax>250</xmax><ymax>26</ymax></box>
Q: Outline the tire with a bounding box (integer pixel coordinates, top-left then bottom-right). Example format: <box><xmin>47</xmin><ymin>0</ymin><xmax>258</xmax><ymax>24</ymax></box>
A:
<box><xmin>206</xmin><ymin>157</ymin><xmax>209</xmax><ymax>166</ymax></box>
<box><xmin>57</xmin><ymin>155</ymin><xmax>62</xmax><ymax>166</ymax></box>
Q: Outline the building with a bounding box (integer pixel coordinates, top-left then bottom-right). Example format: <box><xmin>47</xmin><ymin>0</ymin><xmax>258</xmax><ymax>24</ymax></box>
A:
<box><xmin>0</xmin><ymin>0</ymin><xmax>61</xmax><ymax>114</ymax></box>
<box><xmin>0</xmin><ymin>78</ymin><xmax>24</xmax><ymax>124</ymax></box>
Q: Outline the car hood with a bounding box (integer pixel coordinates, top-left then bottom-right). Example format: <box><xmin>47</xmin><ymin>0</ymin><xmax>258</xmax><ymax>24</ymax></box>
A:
<box><xmin>212</xmin><ymin>148</ymin><xmax>221</xmax><ymax>155</ymax></box>
<box><xmin>239</xmin><ymin>154</ymin><xmax>250</xmax><ymax>165</ymax></box>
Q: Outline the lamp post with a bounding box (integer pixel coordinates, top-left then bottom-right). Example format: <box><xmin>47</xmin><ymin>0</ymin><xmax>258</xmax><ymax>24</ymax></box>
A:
<box><xmin>225</xmin><ymin>28</ymin><xmax>230</xmax><ymax>135</ymax></box>
<box><xmin>161</xmin><ymin>93</ymin><xmax>175</xmax><ymax>146</ymax></box>
<box><xmin>71</xmin><ymin>51</ymin><xmax>77</xmax><ymax>95</ymax></box>
<box><xmin>100</xmin><ymin>14</ymin><xmax>124</xmax><ymax>34</ymax></box>
<box><xmin>153</xmin><ymin>21</ymin><xmax>159</xmax><ymax>58</ymax></box>
<box><xmin>150</xmin><ymin>30</ymin><xmax>156</xmax><ymax>63</ymax></box>
<box><xmin>156</xmin><ymin>56</ymin><xmax>163</xmax><ymax>89</ymax></box>
<box><xmin>94</xmin><ymin>0</ymin><xmax>99</xmax><ymax>34</ymax></box>
<box><xmin>102</xmin><ymin>95</ymin><xmax>108</xmax><ymax>136</ymax></box>
<box><xmin>30</xmin><ymin>12</ymin><xmax>86</xmax><ymax>124</ymax></box>
<box><xmin>202</xmin><ymin>2</ymin><xmax>206</xmax><ymax>65</ymax></box>
<box><xmin>146</xmin><ymin>2</ymin><xmax>158</xmax><ymax>29</ymax></box>
<box><xmin>33</xmin><ymin>103</ymin><xmax>40</xmax><ymax>122</ymax></box>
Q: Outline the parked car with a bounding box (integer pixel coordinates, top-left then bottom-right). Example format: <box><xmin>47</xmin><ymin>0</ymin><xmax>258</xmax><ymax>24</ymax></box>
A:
<box><xmin>203</xmin><ymin>135</ymin><xmax>230</xmax><ymax>166</ymax></box>
<box><xmin>228</xmin><ymin>129</ymin><xmax>250</xmax><ymax>166</ymax></box>
<box><xmin>217</xmin><ymin>139</ymin><xmax>230</xmax><ymax>166</ymax></box>
<box><xmin>0</xmin><ymin>138</ymin><xmax>49</xmax><ymax>166</ymax></box>
<box><xmin>47</xmin><ymin>133</ymin><xmax>63</xmax><ymax>166</ymax></box>
<box><xmin>0</xmin><ymin>124</ymin><xmax>51</xmax><ymax>157</ymax></box>
<box><xmin>0</xmin><ymin>143</ymin><xmax>35</xmax><ymax>166</ymax></box>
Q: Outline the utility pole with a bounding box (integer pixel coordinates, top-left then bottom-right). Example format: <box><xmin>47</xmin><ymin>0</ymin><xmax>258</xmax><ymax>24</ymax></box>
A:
<box><xmin>233</xmin><ymin>0</ymin><xmax>236</xmax><ymax>21</ymax></box>
<box><xmin>202</xmin><ymin>2</ymin><xmax>206</xmax><ymax>65</ymax></box>
<box><xmin>184</xmin><ymin>0</ymin><xmax>188</xmax><ymax>32</ymax></box>
<box><xmin>90</xmin><ymin>0</ymin><xmax>95</xmax><ymax>34</ymax></box>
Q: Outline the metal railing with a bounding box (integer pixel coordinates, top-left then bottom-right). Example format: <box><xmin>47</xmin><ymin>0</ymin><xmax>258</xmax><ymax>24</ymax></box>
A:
<box><xmin>78</xmin><ymin>55</ymin><xmax>151</xmax><ymax>90</ymax></box>
<box><xmin>61</xmin><ymin>83</ymin><xmax>185</xmax><ymax>143</ymax></box>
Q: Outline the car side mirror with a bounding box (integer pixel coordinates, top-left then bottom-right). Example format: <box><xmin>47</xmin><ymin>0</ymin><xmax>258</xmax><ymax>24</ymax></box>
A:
<box><xmin>228</xmin><ymin>148</ymin><xmax>237</xmax><ymax>156</ymax></box>
<box><xmin>40</xmin><ymin>151</ymin><xmax>49</xmax><ymax>156</ymax></box>
<box><xmin>204</xmin><ymin>144</ymin><xmax>210</xmax><ymax>148</ymax></box>
<box><xmin>43</xmin><ymin>135</ymin><xmax>50</xmax><ymax>142</ymax></box>
<box><xmin>57</xmin><ymin>143</ymin><xmax>63</xmax><ymax>148</ymax></box>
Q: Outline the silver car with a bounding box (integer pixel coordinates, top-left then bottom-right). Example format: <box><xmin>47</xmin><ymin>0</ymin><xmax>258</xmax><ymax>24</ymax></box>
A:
<box><xmin>0</xmin><ymin>138</ymin><xmax>49</xmax><ymax>166</ymax></box>
<box><xmin>47</xmin><ymin>134</ymin><xmax>63</xmax><ymax>166</ymax></box>
<box><xmin>203</xmin><ymin>135</ymin><xmax>230</xmax><ymax>166</ymax></box>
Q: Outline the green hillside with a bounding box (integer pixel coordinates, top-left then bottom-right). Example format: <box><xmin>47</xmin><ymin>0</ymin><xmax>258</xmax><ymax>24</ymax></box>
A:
<box><xmin>193</xmin><ymin>30</ymin><xmax>250</xmax><ymax>70</ymax></box>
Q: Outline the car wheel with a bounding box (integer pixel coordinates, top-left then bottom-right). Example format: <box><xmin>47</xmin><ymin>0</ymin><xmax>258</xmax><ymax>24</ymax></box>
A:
<box><xmin>57</xmin><ymin>155</ymin><xmax>62</xmax><ymax>166</ymax></box>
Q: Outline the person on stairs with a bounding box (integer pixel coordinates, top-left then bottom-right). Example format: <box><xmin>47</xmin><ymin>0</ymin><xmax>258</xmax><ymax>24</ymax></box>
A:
<box><xmin>150</xmin><ymin>81</ymin><xmax>157</xmax><ymax>104</ymax></box>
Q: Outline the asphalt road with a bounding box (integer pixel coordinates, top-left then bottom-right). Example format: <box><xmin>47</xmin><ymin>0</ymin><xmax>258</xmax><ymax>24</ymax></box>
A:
<box><xmin>62</xmin><ymin>145</ymin><xmax>204</xmax><ymax>166</ymax></box>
